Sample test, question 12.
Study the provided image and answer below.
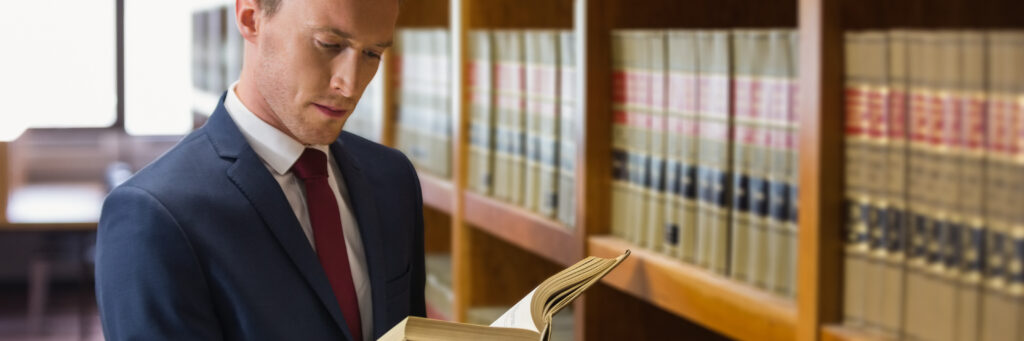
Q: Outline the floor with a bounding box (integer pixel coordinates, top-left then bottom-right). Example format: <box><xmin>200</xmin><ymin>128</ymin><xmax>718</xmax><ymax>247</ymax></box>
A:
<box><xmin>0</xmin><ymin>283</ymin><xmax>103</xmax><ymax>341</ymax></box>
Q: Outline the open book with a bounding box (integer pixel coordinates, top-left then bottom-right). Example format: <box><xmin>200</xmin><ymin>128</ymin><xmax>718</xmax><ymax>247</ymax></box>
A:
<box><xmin>379</xmin><ymin>250</ymin><xmax>631</xmax><ymax>341</ymax></box>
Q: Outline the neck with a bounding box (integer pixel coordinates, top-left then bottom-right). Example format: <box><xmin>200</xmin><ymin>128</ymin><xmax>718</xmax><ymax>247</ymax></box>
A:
<box><xmin>234</xmin><ymin>70</ymin><xmax>302</xmax><ymax>144</ymax></box>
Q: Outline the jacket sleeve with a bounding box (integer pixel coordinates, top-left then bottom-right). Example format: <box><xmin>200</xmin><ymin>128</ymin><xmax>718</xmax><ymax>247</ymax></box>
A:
<box><xmin>95</xmin><ymin>185</ymin><xmax>223</xmax><ymax>340</ymax></box>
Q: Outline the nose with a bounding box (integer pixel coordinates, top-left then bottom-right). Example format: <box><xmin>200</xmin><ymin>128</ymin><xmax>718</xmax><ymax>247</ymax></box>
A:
<box><xmin>329</xmin><ymin>49</ymin><xmax>361</xmax><ymax>98</ymax></box>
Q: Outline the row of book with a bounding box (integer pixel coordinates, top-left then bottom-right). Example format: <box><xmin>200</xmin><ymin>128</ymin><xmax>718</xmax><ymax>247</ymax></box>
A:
<box><xmin>844</xmin><ymin>30</ymin><xmax>1024</xmax><ymax>341</ymax></box>
<box><xmin>393</xmin><ymin>29</ymin><xmax>453</xmax><ymax>178</ymax></box>
<box><xmin>191</xmin><ymin>6</ymin><xmax>242</xmax><ymax>95</ymax></box>
<box><xmin>465</xmin><ymin>29</ymin><xmax>578</xmax><ymax>228</ymax></box>
<box><xmin>610</xmin><ymin>29</ymin><xmax>800</xmax><ymax>297</ymax></box>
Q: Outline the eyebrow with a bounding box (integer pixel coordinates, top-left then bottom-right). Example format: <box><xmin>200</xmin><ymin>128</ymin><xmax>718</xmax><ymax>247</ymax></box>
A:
<box><xmin>310</xmin><ymin>25</ymin><xmax>393</xmax><ymax>48</ymax></box>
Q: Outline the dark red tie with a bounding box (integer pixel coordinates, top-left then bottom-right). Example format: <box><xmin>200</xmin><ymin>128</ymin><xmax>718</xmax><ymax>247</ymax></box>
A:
<box><xmin>291</xmin><ymin>148</ymin><xmax>363</xmax><ymax>341</ymax></box>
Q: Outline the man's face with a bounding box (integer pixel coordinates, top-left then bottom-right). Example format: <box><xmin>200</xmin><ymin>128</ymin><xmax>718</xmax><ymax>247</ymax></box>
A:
<box><xmin>252</xmin><ymin>0</ymin><xmax>397</xmax><ymax>145</ymax></box>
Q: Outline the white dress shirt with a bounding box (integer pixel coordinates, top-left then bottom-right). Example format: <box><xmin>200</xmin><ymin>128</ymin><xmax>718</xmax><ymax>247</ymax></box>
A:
<box><xmin>225</xmin><ymin>82</ymin><xmax>373</xmax><ymax>340</ymax></box>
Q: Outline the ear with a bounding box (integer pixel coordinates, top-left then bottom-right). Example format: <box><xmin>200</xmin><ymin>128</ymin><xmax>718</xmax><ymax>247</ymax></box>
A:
<box><xmin>235</xmin><ymin>0</ymin><xmax>260</xmax><ymax>44</ymax></box>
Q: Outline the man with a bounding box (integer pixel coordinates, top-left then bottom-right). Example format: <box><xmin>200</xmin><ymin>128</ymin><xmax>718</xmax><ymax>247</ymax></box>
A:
<box><xmin>95</xmin><ymin>0</ymin><xmax>424</xmax><ymax>339</ymax></box>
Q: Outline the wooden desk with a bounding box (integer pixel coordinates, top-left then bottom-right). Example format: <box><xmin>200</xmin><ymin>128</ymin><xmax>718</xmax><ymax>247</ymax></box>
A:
<box><xmin>1</xmin><ymin>182</ymin><xmax>104</xmax><ymax>231</ymax></box>
<box><xmin>0</xmin><ymin>182</ymin><xmax>104</xmax><ymax>334</ymax></box>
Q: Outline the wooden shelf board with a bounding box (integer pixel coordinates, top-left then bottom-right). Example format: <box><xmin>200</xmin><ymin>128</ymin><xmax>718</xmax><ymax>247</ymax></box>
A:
<box><xmin>462</xmin><ymin>191</ymin><xmax>578</xmax><ymax>267</ymax></box>
<box><xmin>589</xmin><ymin>235</ymin><xmax>797</xmax><ymax>341</ymax></box>
<box><xmin>822</xmin><ymin>324</ymin><xmax>893</xmax><ymax>341</ymax></box>
<box><xmin>418</xmin><ymin>171</ymin><xmax>455</xmax><ymax>215</ymax></box>
<box><xmin>0</xmin><ymin>222</ymin><xmax>98</xmax><ymax>232</ymax></box>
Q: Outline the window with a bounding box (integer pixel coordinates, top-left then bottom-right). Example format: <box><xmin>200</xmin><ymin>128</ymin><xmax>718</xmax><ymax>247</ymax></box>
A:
<box><xmin>0</xmin><ymin>1</ymin><xmax>117</xmax><ymax>131</ymax></box>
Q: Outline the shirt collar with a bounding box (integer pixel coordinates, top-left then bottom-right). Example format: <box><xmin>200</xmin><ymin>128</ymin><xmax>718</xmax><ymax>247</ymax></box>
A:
<box><xmin>224</xmin><ymin>81</ymin><xmax>332</xmax><ymax>175</ymax></box>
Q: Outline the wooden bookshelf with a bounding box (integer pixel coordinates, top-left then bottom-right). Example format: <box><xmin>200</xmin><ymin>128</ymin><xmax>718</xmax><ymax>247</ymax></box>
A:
<box><xmin>463</xmin><ymin>191</ymin><xmax>578</xmax><ymax>266</ymax></box>
<box><xmin>590</xmin><ymin>235</ymin><xmax>797</xmax><ymax>341</ymax></box>
<box><xmin>418</xmin><ymin>171</ymin><xmax>455</xmax><ymax>215</ymax></box>
<box><xmin>821</xmin><ymin>324</ymin><xmax>895</xmax><ymax>341</ymax></box>
<box><xmin>377</xmin><ymin>0</ymin><xmax>1024</xmax><ymax>339</ymax></box>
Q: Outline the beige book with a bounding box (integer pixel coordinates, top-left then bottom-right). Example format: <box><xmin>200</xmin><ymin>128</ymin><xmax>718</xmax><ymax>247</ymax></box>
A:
<box><xmin>842</xmin><ymin>31</ymin><xmax>871</xmax><ymax>327</ymax></box>
<box><xmin>644</xmin><ymin>30</ymin><xmax>668</xmax><ymax>251</ymax></box>
<box><xmin>694</xmin><ymin>30</ymin><xmax>732</xmax><ymax>275</ymax></box>
<box><xmin>903</xmin><ymin>30</ymin><xmax>957</xmax><ymax>341</ymax></box>
<box><xmin>379</xmin><ymin>251</ymin><xmax>631</xmax><ymax>341</ymax></box>
<box><xmin>493</xmin><ymin>30</ymin><xmax>524</xmax><ymax>202</ymax></box>
<box><xmin>523</xmin><ymin>30</ymin><xmax>543</xmax><ymax>213</ymax></box>
<box><xmin>954</xmin><ymin>30</ymin><xmax>985</xmax><ymax>341</ymax></box>
<box><xmin>537</xmin><ymin>31</ymin><xmax>562</xmax><ymax>218</ymax></box>
<box><xmin>764</xmin><ymin>29</ymin><xmax>798</xmax><ymax>297</ymax></box>
<box><xmin>506</xmin><ymin>31</ymin><xmax>527</xmax><ymax>206</ymax></box>
<box><xmin>783</xmin><ymin>30</ymin><xmax>800</xmax><ymax>297</ymax></box>
<box><xmin>664</xmin><ymin>30</ymin><xmax>700</xmax><ymax>262</ymax></box>
<box><xmin>729</xmin><ymin>29</ymin><xmax>760</xmax><ymax>284</ymax></box>
<box><xmin>527</xmin><ymin>30</ymin><xmax>561</xmax><ymax>218</ymax></box>
<box><xmin>432</xmin><ymin>29</ymin><xmax>452</xmax><ymax>178</ymax></box>
<box><xmin>466</xmin><ymin>30</ymin><xmax>495</xmax><ymax>195</ymax></box>
<box><xmin>611</xmin><ymin>30</ymin><xmax>653</xmax><ymax>246</ymax></box>
<box><xmin>980</xmin><ymin>30</ymin><xmax>1024</xmax><ymax>341</ymax></box>
<box><xmin>626</xmin><ymin>30</ymin><xmax>655</xmax><ymax>247</ymax></box>
<box><xmin>876</xmin><ymin>29</ymin><xmax>908</xmax><ymax>337</ymax></box>
<box><xmin>556</xmin><ymin>31</ymin><xmax>577</xmax><ymax>228</ymax></box>
<box><xmin>610</xmin><ymin>31</ymin><xmax>634</xmax><ymax>241</ymax></box>
<box><xmin>856</xmin><ymin>31</ymin><xmax>889</xmax><ymax>331</ymax></box>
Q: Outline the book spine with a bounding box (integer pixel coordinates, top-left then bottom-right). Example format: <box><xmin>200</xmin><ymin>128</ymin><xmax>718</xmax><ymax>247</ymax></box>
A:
<box><xmin>557</xmin><ymin>31</ymin><xmax>577</xmax><ymax>228</ymax></box>
<box><xmin>905</xmin><ymin>31</ymin><xmax>958</xmax><ymax>341</ymax></box>
<box><xmin>468</xmin><ymin>31</ymin><xmax>495</xmax><ymax>194</ymax></box>
<box><xmin>879</xmin><ymin>29</ymin><xmax>908</xmax><ymax>337</ymax></box>
<box><xmin>729</xmin><ymin>30</ymin><xmax>756</xmax><ymax>283</ymax></box>
<box><xmin>665</xmin><ymin>31</ymin><xmax>700</xmax><ymax>261</ymax></box>
<box><xmin>537</xmin><ymin>31</ymin><xmax>561</xmax><ymax>218</ymax></box>
<box><xmin>980</xmin><ymin>31</ymin><xmax>1024</xmax><ymax>341</ymax></box>
<box><xmin>843</xmin><ymin>32</ymin><xmax>870</xmax><ymax>327</ymax></box>
<box><xmin>395</xmin><ymin>30</ymin><xmax>415</xmax><ymax>163</ymax></box>
<box><xmin>438</xmin><ymin>30</ymin><xmax>452</xmax><ymax>178</ymax></box>
<box><xmin>627</xmin><ymin>31</ymin><xmax>652</xmax><ymax>248</ymax></box>
<box><xmin>860</xmin><ymin>31</ymin><xmax>889</xmax><ymax>331</ymax></box>
<box><xmin>765</xmin><ymin>29</ymin><xmax>798</xmax><ymax>297</ymax></box>
<box><xmin>645</xmin><ymin>31</ymin><xmax>668</xmax><ymax>251</ymax></box>
<box><xmin>610</xmin><ymin>32</ymin><xmax>632</xmax><ymax>241</ymax></box>
<box><xmin>493</xmin><ymin>31</ymin><xmax>518</xmax><ymax>202</ymax></box>
<box><xmin>785</xmin><ymin>30</ymin><xmax>800</xmax><ymax>298</ymax></box>
<box><xmin>954</xmin><ymin>30</ymin><xmax>986</xmax><ymax>341</ymax></box>
<box><xmin>695</xmin><ymin>30</ymin><xmax>732</xmax><ymax>275</ymax></box>
<box><xmin>507</xmin><ymin>31</ymin><xmax>526</xmax><ymax>206</ymax></box>
<box><xmin>523</xmin><ymin>31</ymin><xmax>542</xmax><ymax>212</ymax></box>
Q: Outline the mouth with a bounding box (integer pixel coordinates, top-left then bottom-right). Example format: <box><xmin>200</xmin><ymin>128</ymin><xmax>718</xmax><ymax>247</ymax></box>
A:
<box><xmin>313</xmin><ymin>103</ymin><xmax>348</xmax><ymax>118</ymax></box>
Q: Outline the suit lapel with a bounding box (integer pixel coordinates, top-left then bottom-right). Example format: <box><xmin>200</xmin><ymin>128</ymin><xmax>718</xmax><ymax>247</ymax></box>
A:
<box><xmin>205</xmin><ymin>99</ymin><xmax>356</xmax><ymax>340</ymax></box>
<box><xmin>330</xmin><ymin>140</ymin><xmax>390</xmax><ymax>338</ymax></box>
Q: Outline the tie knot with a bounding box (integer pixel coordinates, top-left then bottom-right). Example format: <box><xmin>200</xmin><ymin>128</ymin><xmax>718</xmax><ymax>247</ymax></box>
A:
<box><xmin>291</xmin><ymin>148</ymin><xmax>329</xmax><ymax>181</ymax></box>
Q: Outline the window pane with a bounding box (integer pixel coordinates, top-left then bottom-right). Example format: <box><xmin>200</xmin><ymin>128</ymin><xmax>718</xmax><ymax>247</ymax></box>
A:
<box><xmin>0</xmin><ymin>1</ymin><xmax>117</xmax><ymax>129</ymax></box>
<box><xmin>124</xmin><ymin>0</ymin><xmax>193</xmax><ymax>136</ymax></box>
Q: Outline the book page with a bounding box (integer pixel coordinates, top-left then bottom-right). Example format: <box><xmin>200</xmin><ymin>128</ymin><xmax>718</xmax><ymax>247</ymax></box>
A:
<box><xmin>490</xmin><ymin>289</ymin><xmax>538</xmax><ymax>333</ymax></box>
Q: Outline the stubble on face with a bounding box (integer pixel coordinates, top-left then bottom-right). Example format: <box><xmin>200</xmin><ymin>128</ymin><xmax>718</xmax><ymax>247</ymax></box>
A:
<box><xmin>246</xmin><ymin>0</ymin><xmax>397</xmax><ymax>145</ymax></box>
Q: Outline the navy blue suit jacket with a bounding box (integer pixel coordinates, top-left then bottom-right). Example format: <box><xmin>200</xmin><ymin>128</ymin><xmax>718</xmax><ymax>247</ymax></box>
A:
<box><xmin>95</xmin><ymin>97</ymin><xmax>426</xmax><ymax>340</ymax></box>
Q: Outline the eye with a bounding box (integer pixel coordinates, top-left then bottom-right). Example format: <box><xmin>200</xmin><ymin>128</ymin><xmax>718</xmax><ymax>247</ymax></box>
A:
<box><xmin>316</xmin><ymin>40</ymin><xmax>341</xmax><ymax>49</ymax></box>
<box><xmin>364</xmin><ymin>50</ymin><xmax>383</xmax><ymax>60</ymax></box>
